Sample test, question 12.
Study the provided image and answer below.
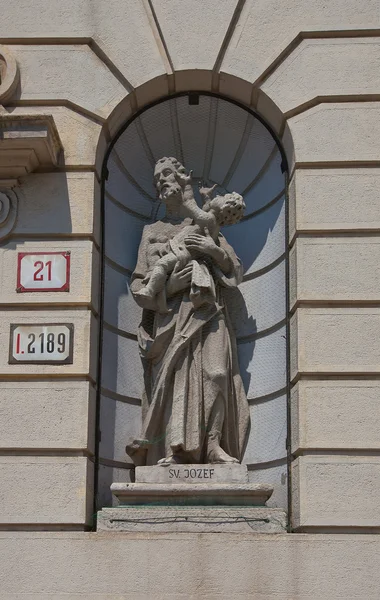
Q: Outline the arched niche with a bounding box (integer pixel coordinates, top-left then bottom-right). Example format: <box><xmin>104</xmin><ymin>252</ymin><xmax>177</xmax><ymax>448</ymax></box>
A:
<box><xmin>97</xmin><ymin>93</ymin><xmax>289</xmax><ymax>510</ymax></box>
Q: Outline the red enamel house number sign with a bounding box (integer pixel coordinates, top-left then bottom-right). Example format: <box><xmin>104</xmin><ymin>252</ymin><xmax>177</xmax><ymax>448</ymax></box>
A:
<box><xmin>17</xmin><ymin>252</ymin><xmax>71</xmax><ymax>293</ymax></box>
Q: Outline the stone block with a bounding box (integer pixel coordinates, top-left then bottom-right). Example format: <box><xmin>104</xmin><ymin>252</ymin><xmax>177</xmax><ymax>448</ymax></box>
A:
<box><xmin>222</xmin><ymin>0</ymin><xmax>380</xmax><ymax>84</ymax></box>
<box><xmin>292</xmin><ymin>168</ymin><xmax>380</xmax><ymax>232</ymax></box>
<box><xmin>14</xmin><ymin>172</ymin><xmax>96</xmax><ymax>238</ymax></box>
<box><xmin>289</xmin><ymin>103</ymin><xmax>380</xmax><ymax>164</ymax></box>
<box><xmin>2</xmin><ymin>530</ymin><xmax>380</xmax><ymax>598</ymax></box>
<box><xmin>174</xmin><ymin>70</ymin><xmax>213</xmax><ymax>93</ymax></box>
<box><xmin>291</xmin><ymin>307</ymin><xmax>380</xmax><ymax>379</ymax></box>
<box><xmin>292</xmin><ymin>380</ymin><xmax>380</xmax><ymax>454</ymax></box>
<box><xmin>0</xmin><ymin>456</ymin><xmax>93</xmax><ymax>525</ymax></box>
<box><xmin>290</xmin><ymin>237</ymin><xmax>380</xmax><ymax>307</ymax></box>
<box><xmin>219</xmin><ymin>73</ymin><xmax>252</xmax><ymax>107</ymax></box>
<box><xmin>7</xmin><ymin>107</ymin><xmax>102</xmax><ymax>168</ymax></box>
<box><xmin>112</xmin><ymin>482</ymin><xmax>273</xmax><ymax>506</ymax></box>
<box><xmin>151</xmin><ymin>0</ymin><xmax>237</xmax><ymax>71</ymax></box>
<box><xmin>12</xmin><ymin>45</ymin><xmax>126</xmax><ymax>120</ymax></box>
<box><xmin>135</xmin><ymin>463</ymin><xmax>249</xmax><ymax>484</ymax></box>
<box><xmin>262</xmin><ymin>38</ymin><xmax>380</xmax><ymax>115</ymax></box>
<box><xmin>0</xmin><ymin>309</ymin><xmax>95</xmax><ymax>377</ymax></box>
<box><xmin>0</xmin><ymin>381</ymin><xmax>95</xmax><ymax>452</ymax></box>
<box><xmin>0</xmin><ymin>1</ymin><xmax>90</xmax><ymax>38</ymax></box>
<box><xmin>0</xmin><ymin>240</ymin><xmax>98</xmax><ymax>308</ymax></box>
<box><xmin>92</xmin><ymin>0</ymin><xmax>165</xmax><ymax>88</ymax></box>
<box><xmin>256</xmin><ymin>89</ymin><xmax>285</xmax><ymax>135</ymax></box>
<box><xmin>97</xmin><ymin>506</ymin><xmax>287</xmax><ymax>533</ymax></box>
<box><xmin>292</xmin><ymin>455</ymin><xmax>380</xmax><ymax>529</ymax></box>
<box><xmin>0</xmin><ymin>115</ymin><xmax>62</xmax><ymax>179</ymax></box>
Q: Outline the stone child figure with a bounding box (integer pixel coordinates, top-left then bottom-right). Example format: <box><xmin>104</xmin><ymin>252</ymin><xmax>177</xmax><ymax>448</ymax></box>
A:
<box><xmin>134</xmin><ymin>188</ymin><xmax>245</xmax><ymax>313</ymax></box>
<box><xmin>127</xmin><ymin>157</ymin><xmax>250</xmax><ymax>466</ymax></box>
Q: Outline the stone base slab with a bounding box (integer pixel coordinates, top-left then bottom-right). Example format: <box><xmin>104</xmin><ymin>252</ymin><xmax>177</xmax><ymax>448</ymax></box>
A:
<box><xmin>111</xmin><ymin>482</ymin><xmax>273</xmax><ymax>506</ymax></box>
<box><xmin>97</xmin><ymin>506</ymin><xmax>286</xmax><ymax>533</ymax></box>
<box><xmin>135</xmin><ymin>463</ymin><xmax>248</xmax><ymax>484</ymax></box>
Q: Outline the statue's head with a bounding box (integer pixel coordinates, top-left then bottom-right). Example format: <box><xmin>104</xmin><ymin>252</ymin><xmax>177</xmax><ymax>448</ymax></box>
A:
<box><xmin>204</xmin><ymin>192</ymin><xmax>245</xmax><ymax>226</ymax></box>
<box><xmin>154</xmin><ymin>157</ymin><xmax>187</xmax><ymax>206</ymax></box>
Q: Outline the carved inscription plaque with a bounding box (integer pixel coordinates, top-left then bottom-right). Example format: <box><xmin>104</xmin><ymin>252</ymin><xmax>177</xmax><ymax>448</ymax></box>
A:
<box><xmin>168</xmin><ymin>467</ymin><xmax>215</xmax><ymax>480</ymax></box>
<box><xmin>135</xmin><ymin>464</ymin><xmax>248</xmax><ymax>485</ymax></box>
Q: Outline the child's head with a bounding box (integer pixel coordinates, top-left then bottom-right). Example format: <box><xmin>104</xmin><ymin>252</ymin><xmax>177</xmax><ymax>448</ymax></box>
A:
<box><xmin>204</xmin><ymin>192</ymin><xmax>245</xmax><ymax>226</ymax></box>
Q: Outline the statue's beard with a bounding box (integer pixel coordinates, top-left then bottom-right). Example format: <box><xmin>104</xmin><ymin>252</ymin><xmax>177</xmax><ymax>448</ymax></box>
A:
<box><xmin>159</xmin><ymin>182</ymin><xmax>182</xmax><ymax>204</ymax></box>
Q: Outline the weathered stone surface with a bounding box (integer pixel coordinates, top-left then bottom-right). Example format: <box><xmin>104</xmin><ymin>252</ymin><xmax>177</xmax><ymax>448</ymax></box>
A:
<box><xmin>0</xmin><ymin>0</ymin><xmax>90</xmax><ymax>38</ymax></box>
<box><xmin>12</xmin><ymin>45</ymin><xmax>126</xmax><ymax>119</ymax></box>
<box><xmin>291</xmin><ymin>380</ymin><xmax>380</xmax><ymax>453</ymax></box>
<box><xmin>292</xmin><ymin>455</ymin><xmax>380</xmax><ymax>529</ymax></box>
<box><xmin>135</xmin><ymin>463</ymin><xmax>249</xmax><ymax>484</ymax></box>
<box><xmin>92</xmin><ymin>0</ymin><xmax>165</xmax><ymax>88</ymax></box>
<box><xmin>97</xmin><ymin>506</ymin><xmax>286</xmax><ymax>533</ymax></box>
<box><xmin>0</xmin><ymin>456</ymin><xmax>93</xmax><ymax>525</ymax></box>
<box><xmin>289</xmin><ymin>103</ymin><xmax>380</xmax><ymax>163</ymax></box>
<box><xmin>2</xmin><ymin>531</ymin><xmax>380</xmax><ymax>598</ymax></box>
<box><xmin>290</xmin><ymin>237</ymin><xmax>380</xmax><ymax>307</ymax></box>
<box><xmin>152</xmin><ymin>0</ymin><xmax>237</xmax><ymax>71</ymax></box>
<box><xmin>14</xmin><ymin>172</ymin><xmax>96</xmax><ymax>238</ymax></box>
<box><xmin>291</xmin><ymin>168</ymin><xmax>380</xmax><ymax>233</ymax></box>
<box><xmin>291</xmin><ymin>307</ymin><xmax>380</xmax><ymax>379</ymax></box>
<box><xmin>111</xmin><ymin>482</ymin><xmax>273</xmax><ymax>506</ymax></box>
<box><xmin>222</xmin><ymin>0</ymin><xmax>380</xmax><ymax>83</ymax></box>
<box><xmin>0</xmin><ymin>381</ymin><xmax>95</xmax><ymax>452</ymax></box>
<box><xmin>262</xmin><ymin>38</ymin><xmax>380</xmax><ymax>115</ymax></box>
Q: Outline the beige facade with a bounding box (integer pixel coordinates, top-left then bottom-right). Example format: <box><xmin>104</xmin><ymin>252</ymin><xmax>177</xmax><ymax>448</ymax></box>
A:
<box><xmin>1</xmin><ymin>1</ymin><xmax>380</xmax><ymax>597</ymax></box>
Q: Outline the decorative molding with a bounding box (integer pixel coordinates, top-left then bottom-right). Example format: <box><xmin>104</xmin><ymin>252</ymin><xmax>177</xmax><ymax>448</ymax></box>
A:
<box><xmin>0</xmin><ymin>45</ymin><xmax>19</xmax><ymax>105</ymax></box>
<box><xmin>0</xmin><ymin>114</ymin><xmax>63</xmax><ymax>179</ymax></box>
<box><xmin>0</xmin><ymin>114</ymin><xmax>62</xmax><ymax>240</ymax></box>
<box><xmin>0</xmin><ymin>187</ymin><xmax>17</xmax><ymax>241</ymax></box>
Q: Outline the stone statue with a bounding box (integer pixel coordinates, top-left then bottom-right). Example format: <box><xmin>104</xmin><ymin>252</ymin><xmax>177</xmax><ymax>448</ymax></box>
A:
<box><xmin>126</xmin><ymin>157</ymin><xmax>250</xmax><ymax>466</ymax></box>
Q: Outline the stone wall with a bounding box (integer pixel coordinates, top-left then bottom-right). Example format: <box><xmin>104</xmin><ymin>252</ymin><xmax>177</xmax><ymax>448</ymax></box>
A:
<box><xmin>1</xmin><ymin>0</ymin><xmax>380</xmax><ymax>596</ymax></box>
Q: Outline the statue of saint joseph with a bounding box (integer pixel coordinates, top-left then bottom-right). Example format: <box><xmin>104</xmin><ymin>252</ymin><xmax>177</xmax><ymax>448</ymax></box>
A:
<box><xmin>126</xmin><ymin>157</ymin><xmax>250</xmax><ymax>466</ymax></box>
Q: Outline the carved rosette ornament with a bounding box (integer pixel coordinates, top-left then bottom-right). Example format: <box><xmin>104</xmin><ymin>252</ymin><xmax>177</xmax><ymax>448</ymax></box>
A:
<box><xmin>0</xmin><ymin>188</ymin><xmax>17</xmax><ymax>240</ymax></box>
<box><xmin>0</xmin><ymin>46</ymin><xmax>20</xmax><ymax>106</ymax></box>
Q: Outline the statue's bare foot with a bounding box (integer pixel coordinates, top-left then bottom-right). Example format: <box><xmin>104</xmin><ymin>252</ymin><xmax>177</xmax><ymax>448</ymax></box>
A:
<box><xmin>135</xmin><ymin>288</ymin><xmax>154</xmax><ymax>299</ymax></box>
<box><xmin>207</xmin><ymin>446</ymin><xmax>239</xmax><ymax>464</ymax></box>
<box><xmin>157</xmin><ymin>454</ymin><xmax>182</xmax><ymax>465</ymax></box>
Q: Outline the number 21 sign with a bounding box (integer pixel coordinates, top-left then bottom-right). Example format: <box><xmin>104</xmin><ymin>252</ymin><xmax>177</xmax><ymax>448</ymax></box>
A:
<box><xmin>17</xmin><ymin>252</ymin><xmax>70</xmax><ymax>292</ymax></box>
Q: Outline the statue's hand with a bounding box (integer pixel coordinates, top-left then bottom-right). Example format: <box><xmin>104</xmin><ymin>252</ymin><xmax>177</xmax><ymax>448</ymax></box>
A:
<box><xmin>185</xmin><ymin>228</ymin><xmax>231</xmax><ymax>273</ymax></box>
<box><xmin>184</xmin><ymin>228</ymin><xmax>218</xmax><ymax>257</ymax></box>
<box><xmin>166</xmin><ymin>263</ymin><xmax>193</xmax><ymax>297</ymax></box>
<box><xmin>176</xmin><ymin>169</ymin><xmax>193</xmax><ymax>188</ymax></box>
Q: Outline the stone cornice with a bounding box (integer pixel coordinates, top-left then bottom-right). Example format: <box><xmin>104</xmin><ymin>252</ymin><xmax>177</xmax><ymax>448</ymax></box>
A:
<box><xmin>0</xmin><ymin>114</ymin><xmax>63</xmax><ymax>180</ymax></box>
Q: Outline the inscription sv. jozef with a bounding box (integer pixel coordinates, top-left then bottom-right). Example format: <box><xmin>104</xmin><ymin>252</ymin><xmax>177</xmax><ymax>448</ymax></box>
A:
<box><xmin>168</xmin><ymin>468</ymin><xmax>215</xmax><ymax>480</ymax></box>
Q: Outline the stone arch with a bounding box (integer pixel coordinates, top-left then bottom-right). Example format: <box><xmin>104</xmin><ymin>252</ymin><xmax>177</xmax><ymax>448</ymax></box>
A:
<box><xmin>95</xmin><ymin>71</ymin><xmax>295</xmax><ymax>176</ymax></box>
<box><xmin>95</xmin><ymin>79</ymin><xmax>294</xmax><ymax>512</ymax></box>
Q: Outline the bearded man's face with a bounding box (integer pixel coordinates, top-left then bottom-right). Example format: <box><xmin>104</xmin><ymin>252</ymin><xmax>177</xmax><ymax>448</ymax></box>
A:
<box><xmin>154</xmin><ymin>162</ymin><xmax>182</xmax><ymax>205</ymax></box>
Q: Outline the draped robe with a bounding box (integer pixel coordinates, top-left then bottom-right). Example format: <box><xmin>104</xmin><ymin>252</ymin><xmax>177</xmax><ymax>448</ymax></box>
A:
<box><xmin>129</xmin><ymin>218</ymin><xmax>250</xmax><ymax>465</ymax></box>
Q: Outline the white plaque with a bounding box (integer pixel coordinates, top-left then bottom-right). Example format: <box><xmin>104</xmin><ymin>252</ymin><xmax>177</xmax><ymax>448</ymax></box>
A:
<box><xmin>17</xmin><ymin>252</ymin><xmax>70</xmax><ymax>292</ymax></box>
<box><xmin>9</xmin><ymin>324</ymin><xmax>74</xmax><ymax>364</ymax></box>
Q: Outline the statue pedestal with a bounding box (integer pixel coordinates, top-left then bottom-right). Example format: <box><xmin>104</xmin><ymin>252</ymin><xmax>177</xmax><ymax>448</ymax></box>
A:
<box><xmin>97</xmin><ymin>465</ymin><xmax>286</xmax><ymax>533</ymax></box>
